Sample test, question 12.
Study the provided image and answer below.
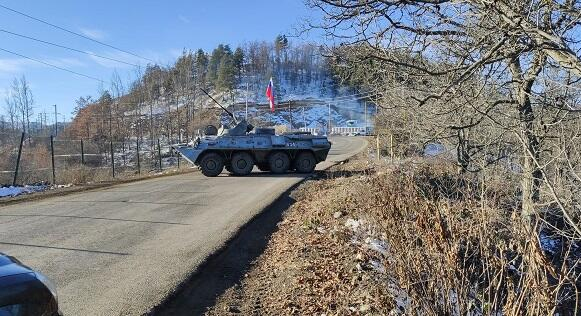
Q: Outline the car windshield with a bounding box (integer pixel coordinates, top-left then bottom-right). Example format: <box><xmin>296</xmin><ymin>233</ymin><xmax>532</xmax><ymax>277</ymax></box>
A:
<box><xmin>0</xmin><ymin>256</ymin><xmax>16</xmax><ymax>267</ymax></box>
<box><xmin>0</xmin><ymin>304</ymin><xmax>23</xmax><ymax>316</ymax></box>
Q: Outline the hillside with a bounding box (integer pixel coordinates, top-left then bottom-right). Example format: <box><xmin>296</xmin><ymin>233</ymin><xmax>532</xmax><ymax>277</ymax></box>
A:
<box><xmin>66</xmin><ymin>39</ymin><xmax>376</xmax><ymax>142</ymax></box>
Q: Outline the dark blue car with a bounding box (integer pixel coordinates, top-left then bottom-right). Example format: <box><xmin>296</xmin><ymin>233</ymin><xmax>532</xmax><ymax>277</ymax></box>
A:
<box><xmin>0</xmin><ymin>253</ymin><xmax>60</xmax><ymax>316</ymax></box>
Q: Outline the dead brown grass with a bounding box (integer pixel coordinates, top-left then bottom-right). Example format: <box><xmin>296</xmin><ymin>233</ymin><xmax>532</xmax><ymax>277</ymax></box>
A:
<box><xmin>207</xmin><ymin>156</ymin><xmax>579</xmax><ymax>315</ymax></box>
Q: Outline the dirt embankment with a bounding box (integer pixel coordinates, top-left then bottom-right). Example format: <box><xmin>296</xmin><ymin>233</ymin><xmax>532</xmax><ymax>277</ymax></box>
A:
<box><xmin>206</xmin><ymin>153</ymin><xmax>579</xmax><ymax>315</ymax></box>
<box><xmin>206</xmin><ymin>156</ymin><xmax>396</xmax><ymax>315</ymax></box>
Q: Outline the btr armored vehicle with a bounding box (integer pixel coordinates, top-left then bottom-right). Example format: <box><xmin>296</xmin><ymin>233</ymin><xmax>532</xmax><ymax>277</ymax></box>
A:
<box><xmin>174</xmin><ymin>120</ymin><xmax>331</xmax><ymax>177</ymax></box>
<box><xmin>173</xmin><ymin>90</ymin><xmax>332</xmax><ymax>177</ymax></box>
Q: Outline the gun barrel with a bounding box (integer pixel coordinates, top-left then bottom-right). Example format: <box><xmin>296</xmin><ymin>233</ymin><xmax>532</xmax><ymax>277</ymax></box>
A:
<box><xmin>200</xmin><ymin>88</ymin><xmax>236</xmax><ymax>121</ymax></box>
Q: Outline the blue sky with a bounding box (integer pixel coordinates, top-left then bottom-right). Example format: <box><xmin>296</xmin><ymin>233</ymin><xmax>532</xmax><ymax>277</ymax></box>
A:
<box><xmin>0</xmin><ymin>0</ymin><xmax>315</xmax><ymax>121</ymax></box>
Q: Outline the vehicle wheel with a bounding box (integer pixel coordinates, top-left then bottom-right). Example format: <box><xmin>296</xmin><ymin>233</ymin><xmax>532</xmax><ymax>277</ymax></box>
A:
<box><xmin>257</xmin><ymin>163</ymin><xmax>270</xmax><ymax>172</ymax></box>
<box><xmin>230</xmin><ymin>152</ymin><xmax>254</xmax><ymax>176</ymax></box>
<box><xmin>294</xmin><ymin>151</ymin><xmax>316</xmax><ymax>173</ymax></box>
<box><xmin>199</xmin><ymin>152</ymin><xmax>224</xmax><ymax>177</ymax></box>
<box><xmin>268</xmin><ymin>152</ymin><xmax>290</xmax><ymax>174</ymax></box>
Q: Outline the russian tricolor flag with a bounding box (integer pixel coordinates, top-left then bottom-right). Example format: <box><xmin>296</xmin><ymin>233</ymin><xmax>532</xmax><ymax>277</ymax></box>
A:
<box><xmin>265</xmin><ymin>77</ymin><xmax>275</xmax><ymax>112</ymax></box>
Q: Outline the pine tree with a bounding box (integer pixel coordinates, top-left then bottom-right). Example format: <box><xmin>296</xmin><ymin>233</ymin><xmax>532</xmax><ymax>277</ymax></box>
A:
<box><xmin>233</xmin><ymin>47</ymin><xmax>244</xmax><ymax>81</ymax></box>
<box><xmin>194</xmin><ymin>49</ymin><xmax>208</xmax><ymax>86</ymax></box>
<box><xmin>207</xmin><ymin>44</ymin><xmax>226</xmax><ymax>85</ymax></box>
<box><xmin>217</xmin><ymin>55</ymin><xmax>236</xmax><ymax>92</ymax></box>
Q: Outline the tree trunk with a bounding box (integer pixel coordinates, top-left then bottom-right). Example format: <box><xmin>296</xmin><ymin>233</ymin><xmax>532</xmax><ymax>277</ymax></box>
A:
<box><xmin>518</xmin><ymin>95</ymin><xmax>542</xmax><ymax>218</ymax></box>
<box><xmin>510</xmin><ymin>58</ymin><xmax>543</xmax><ymax>219</ymax></box>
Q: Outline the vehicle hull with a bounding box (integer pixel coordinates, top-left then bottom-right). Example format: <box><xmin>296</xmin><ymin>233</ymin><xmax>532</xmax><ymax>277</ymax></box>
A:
<box><xmin>173</xmin><ymin>133</ymin><xmax>331</xmax><ymax>175</ymax></box>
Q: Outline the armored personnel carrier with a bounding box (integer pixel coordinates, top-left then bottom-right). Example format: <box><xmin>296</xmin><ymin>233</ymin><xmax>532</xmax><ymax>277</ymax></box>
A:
<box><xmin>173</xmin><ymin>90</ymin><xmax>332</xmax><ymax>177</ymax></box>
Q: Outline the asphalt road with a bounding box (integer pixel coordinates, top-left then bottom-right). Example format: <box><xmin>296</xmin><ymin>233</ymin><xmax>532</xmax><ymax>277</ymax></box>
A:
<box><xmin>0</xmin><ymin>136</ymin><xmax>366</xmax><ymax>316</ymax></box>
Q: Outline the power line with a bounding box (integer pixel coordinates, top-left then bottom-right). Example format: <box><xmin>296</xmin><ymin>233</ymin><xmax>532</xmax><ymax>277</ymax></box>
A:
<box><xmin>0</xmin><ymin>3</ymin><xmax>154</xmax><ymax>63</ymax></box>
<box><xmin>0</xmin><ymin>29</ymin><xmax>139</xmax><ymax>67</ymax></box>
<box><xmin>0</xmin><ymin>47</ymin><xmax>104</xmax><ymax>83</ymax></box>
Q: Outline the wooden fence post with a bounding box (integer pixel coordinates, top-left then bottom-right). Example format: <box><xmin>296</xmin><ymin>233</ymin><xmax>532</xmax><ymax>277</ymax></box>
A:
<box><xmin>12</xmin><ymin>132</ymin><xmax>25</xmax><ymax>186</ymax></box>
<box><xmin>50</xmin><ymin>135</ymin><xmax>56</xmax><ymax>185</ymax></box>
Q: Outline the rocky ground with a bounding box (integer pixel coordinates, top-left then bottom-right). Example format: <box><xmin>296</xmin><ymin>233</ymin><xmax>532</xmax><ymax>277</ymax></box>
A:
<box><xmin>206</xmin><ymin>154</ymin><xmax>401</xmax><ymax>315</ymax></box>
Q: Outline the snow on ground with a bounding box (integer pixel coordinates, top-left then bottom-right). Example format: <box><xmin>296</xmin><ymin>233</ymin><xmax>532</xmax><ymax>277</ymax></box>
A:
<box><xmin>128</xmin><ymin>76</ymin><xmax>377</xmax><ymax>130</ymax></box>
<box><xmin>234</xmin><ymin>104</ymin><xmax>373</xmax><ymax>128</ymax></box>
<box><xmin>343</xmin><ymin>216</ymin><xmax>415</xmax><ymax>314</ymax></box>
<box><xmin>0</xmin><ymin>184</ymin><xmax>73</xmax><ymax>199</ymax></box>
<box><xmin>424</xmin><ymin>143</ymin><xmax>447</xmax><ymax>157</ymax></box>
<box><xmin>0</xmin><ymin>185</ymin><xmax>49</xmax><ymax>198</ymax></box>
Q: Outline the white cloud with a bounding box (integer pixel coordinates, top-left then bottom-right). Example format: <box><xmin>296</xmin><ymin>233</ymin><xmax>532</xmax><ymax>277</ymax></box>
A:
<box><xmin>0</xmin><ymin>57</ymin><xmax>85</xmax><ymax>75</ymax></box>
<box><xmin>80</xmin><ymin>28</ymin><xmax>107</xmax><ymax>40</ymax></box>
<box><xmin>86</xmin><ymin>51</ymin><xmax>144</xmax><ymax>69</ymax></box>
<box><xmin>178</xmin><ymin>15</ymin><xmax>190</xmax><ymax>24</ymax></box>
<box><xmin>169</xmin><ymin>48</ymin><xmax>184</xmax><ymax>58</ymax></box>
<box><xmin>0</xmin><ymin>58</ymin><xmax>30</xmax><ymax>73</ymax></box>
<box><xmin>45</xmin><ymin>57</ymin><xmax>86</xmax><ymax>68</ymax></box>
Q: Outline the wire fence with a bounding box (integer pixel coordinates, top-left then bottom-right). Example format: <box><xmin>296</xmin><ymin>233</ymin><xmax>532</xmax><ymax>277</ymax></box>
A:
<box><xmin>0</xmin><ymin>132</ymin><xmax>184</xmax><ymax>186</ymax></box>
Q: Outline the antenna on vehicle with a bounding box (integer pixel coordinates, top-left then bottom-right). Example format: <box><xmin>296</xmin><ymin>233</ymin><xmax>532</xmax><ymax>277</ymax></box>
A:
<box><xmin>200</xmin><ymin>88</ymin><xmax>237</xmax><ymax>123</ymax></box>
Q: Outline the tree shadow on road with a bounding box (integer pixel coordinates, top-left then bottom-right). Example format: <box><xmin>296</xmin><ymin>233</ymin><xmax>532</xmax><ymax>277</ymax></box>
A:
<box><xmin>149</xmin><ymin>181</ymin><xmax>300</xmax><ymax>316</ymax></box>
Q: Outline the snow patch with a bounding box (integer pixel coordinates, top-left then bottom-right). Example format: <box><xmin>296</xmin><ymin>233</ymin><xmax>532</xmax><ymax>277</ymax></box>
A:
<box><xmin>345</xmin><ymin>218</ymin><xmax>364</xmax><ymax>231</ymax></box>
<box><xmin>388</xmin><ymin>280</ymin><xmax>412</xmax><ymax>313</ymax></box>
<box><xmin>364</xmin><ymin>237</ymin><xmax>389</xmax><ymax>257</ymax></box>
<box><xmin>369</xmin><ymin>259</ymin><xmax>386</xmax><ymax>273</ymax></box>
<box><xmin>539</xmin><ymin>231</ymin><xmax>561</xmax><ymax>254</ymax></box>
<box><xmin>424</xmin><ymin>143</ymin><xmax>447</xmax><ymax>157</ymax></box>
<box><xmin>0</xmin><ymin>185</ymin><xmax>49</xmax><ymax>198</ymax></box>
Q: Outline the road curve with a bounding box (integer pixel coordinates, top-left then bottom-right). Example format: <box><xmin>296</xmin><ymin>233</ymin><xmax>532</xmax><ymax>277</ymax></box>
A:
<box><xmin>0</xmin><ymin>136</ymin><xmax>366</xmax><ymax>315</ymax></box>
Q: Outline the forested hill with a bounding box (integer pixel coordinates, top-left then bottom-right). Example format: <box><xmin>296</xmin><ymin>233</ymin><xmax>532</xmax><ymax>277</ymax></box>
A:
<box><xmin>67</xmin><ymin>36</ymin><xmax>357</xmax><ymax>141</ymax></box>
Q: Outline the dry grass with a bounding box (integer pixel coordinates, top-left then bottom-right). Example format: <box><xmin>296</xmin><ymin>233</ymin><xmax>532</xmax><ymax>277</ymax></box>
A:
<box><xmin>339</xmin><ymin>160</ymin><xmax>579</xmax><ymax>314</ymax></box>
<box><xmin>207</xmin><ymin>156</ymin><xmax>580</xmax><ymax>315</ymax></box>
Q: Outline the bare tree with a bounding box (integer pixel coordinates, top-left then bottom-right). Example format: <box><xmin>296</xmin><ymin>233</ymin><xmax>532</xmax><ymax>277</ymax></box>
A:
<box><xmin>9</xmin><ymin>76</ymin><xmax>34</xmax><ymax>138</ymax></box>
<box><xmin>309</xmin><ymin>0</ymin><xmax>581</xmax><ymax>221</ymax></box>
<box><xmin>110</xmin><ymin>70</ymin><xmax>127</xmax><ymax>141</ymax></box>
<box><xmin>3</xmin><ymin>90</ymin><xmax>17</xmax><ymax>131</ymax></box>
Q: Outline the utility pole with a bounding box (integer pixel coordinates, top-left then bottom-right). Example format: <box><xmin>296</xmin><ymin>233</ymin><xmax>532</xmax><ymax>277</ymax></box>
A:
<box><xmin>245</xmin><ymin>82</ymin><xmax>249</xmax><ymax>121</ymax></box>
<box><xmin>53</xmin><ymin>104</ymin><xmax>58</xmax><ymax>136</ymax></box>
<box><xmin>59</xmin><ymin>114</ymin><xmax>66</xmax><ymax>131</ymax></box>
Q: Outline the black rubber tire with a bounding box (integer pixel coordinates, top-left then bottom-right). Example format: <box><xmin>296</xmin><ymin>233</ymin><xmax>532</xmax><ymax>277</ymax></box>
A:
<box><xmin>268</xmin><ymin>151</ymin><xmax>290</xmax><ymax>174</ymax></box>
<box><xmin>199</xmin><ymin>152</ymin><xmax>224</xmax><ymax>177</ymax></box>
<box><xmin>230</xmin><ymin>152</ymin><xmax>254</xmax><ymax>176</ymax></box>
<box><xmin>294</xmin><ymin>151</ymin><xmax>316</xmax><ymax>173</ymax></box>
